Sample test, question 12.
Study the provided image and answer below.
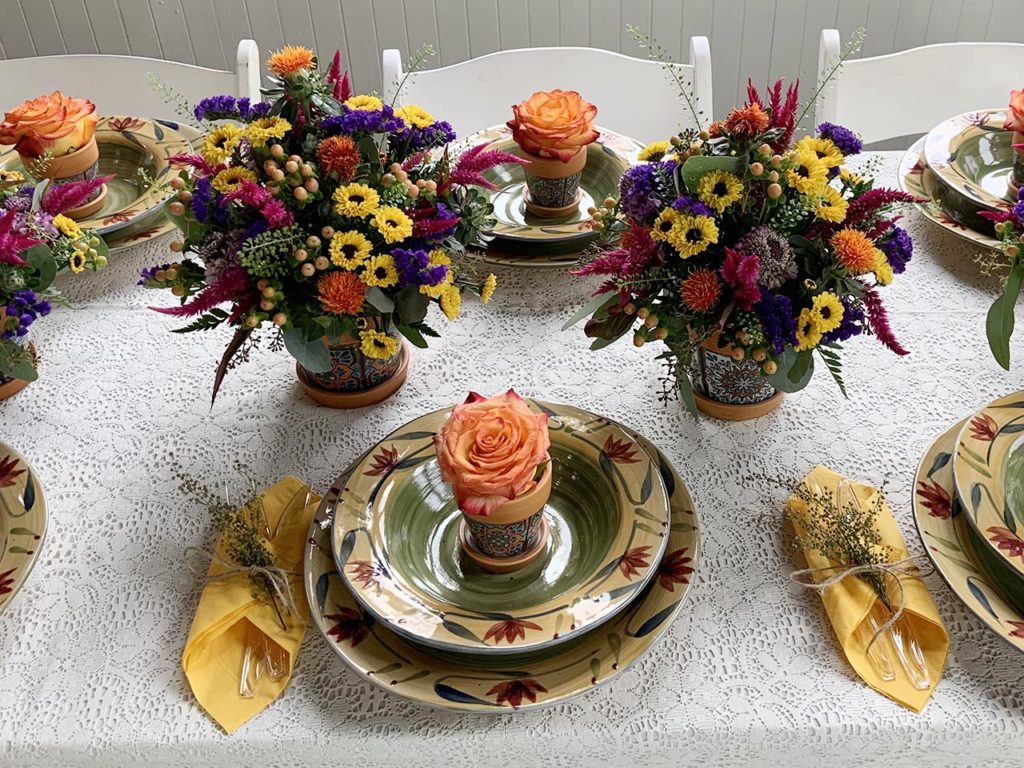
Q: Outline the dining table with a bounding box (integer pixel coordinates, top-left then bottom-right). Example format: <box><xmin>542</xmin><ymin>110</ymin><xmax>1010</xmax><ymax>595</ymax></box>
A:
<box><xmin>1</xmin><ymin>150</ymin><xmax>1022</xmax><ymax>767</ymax></box>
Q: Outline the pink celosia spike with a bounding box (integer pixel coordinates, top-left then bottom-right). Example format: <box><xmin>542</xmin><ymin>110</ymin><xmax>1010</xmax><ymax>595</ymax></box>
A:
<box><xmin>0</xmin><ymin>209</ymin><xmax>39</xmax><ymax>265</ymax></box>
<box><xmin>169</xmin><ymin>153</ymin><xmax>221</xmax><ymax>175</ymax></box>
<box><xmin>746</xmin><ymin>78</ymin><xmax>764</xmax><ymax>108</ymax></box>
<box><xmin>448</xmin><ymin>143</ymin><xmax>526</xmax><ymax>191</ymax></box>
<box><xmin>862</xmin><ymin>285</ymin><xmax>909</xmax><ymax>355</ymax></box>
<box><xmin>41</xmin><ymin>175</ymin><xmax>114</xmax><ymax>215</ymax></box>
<box><xmin>844</xmin><ymin>188</ymin><xmax>918</xmax><ymax>228</ymax></box>
<box><xmin>401</xmin><ymin>150</ymin><xmax>431</xmax><ymax>171</ymax></box>
<box><xmin>337</xmin><ymin>71</ymin><xmax>352</xmax><ymax>103</ymax></box>
<box><xmin>327</xmin><ymin>50</ymin><xmax>342</xmax><ymax>86</ymax></box>
<box><xmin>151</xmin><ymin>266</ymin><xmax>250</xmax><ymax>317</ymax></box>
<box><xmin>412</xmin><ymin>216</ymin><xmax>460</xmax><ymax>238</ymax></box>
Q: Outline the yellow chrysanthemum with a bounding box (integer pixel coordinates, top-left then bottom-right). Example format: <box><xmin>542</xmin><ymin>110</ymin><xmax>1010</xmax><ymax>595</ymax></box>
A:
<box><xmin>795</xmin><ymin>136</ymin><xmax>843</xmax><ymax>168</ymax></box>
<box><xmin>266</xmin><ymin>45</ymin><xmax>314</xmax><ymax>76</ymax></box>
<box><xmin>360</xmin><ymin>254</ymin><xmax>399</xmax><ymax>288</ymax></box>
<box><xmin>360</xmin><ymin>328</ymin><xmax>399</xmax><ymax>360</ymax></box>
<box><xmin>814</xmin><ymin>186</ymin><xmax>849</xmax><ymax>224</ymax></box>
<box><xmin>201</xmin><ymin>123</ymin><xmax>244</xmax><ymax>165</ymax></box>
<box><xmin>53</xmin><ymin>214</ymin><xmax>83</xmax><ymax>240</ymax></box>
<box><xmin>637</xmin><ymin>140</ymin><xmax>672</xmax><ymax>162</ymax></box>
<box><xmin>786</xmin><ymin>148</ymin><xmax>829</xmax><ymax>195</ymax></box>
<box><xmin>371</xmin><ymin>206</ymin><xmax>413</xmax><ymax>244</ymax></box>
<box><xmin>332</xmin><ymin>183</ymin><xmax>380</xmax><ymax>218</ymax></box>
<box><xmin>811</xmin><ymin>292</ymin><xmax>845</xmax><ymax>333</ymax></box>
<box><xmin>439</xmin><ymin>284</ymin><xmax>462</xmax><ymax>320</ymax></box>
<box><xmin>795</xmin><ymin>308</ymin><xmax>823</xmax><ymax>351</ymax></box>
<box><xmin>0</xmin><ymin>169</ymin><xmax>25</xmax><ymax>183</ymax></box>
<box><xmin>329</xmin><ymin>230</ymin><xmax>373</xmax><ymax>270</ymax></box>
<box><xmin>394</xmin><ymin>104</ymin><xmax>435</xmax><ymax>128</ymax></box>
<box><xmin>246</xmin><ymin>116</ymin><xmax>292</xmax><ymax>147</ymax></box>
<box><xmin>212</xmin><ymin>167</ymin><xmax>257</xmax><ymax>194</ymax></box>
<box><xmin>345</xmin><ymin>95</ymin><xmax>384</xmax><ymax>112</ymax></box>
<box><xmin>874</xmin><ymin>253</ymin><xmax>894</xmax><ymax>286</ymax></box>
<box><xmin>68</xmin><ymin>250</ymin><xmax>87</xmax><ymax>273</ymax></box>
<box><xmin>481</xmin><ymin>273</ymin><xmax>497</xmax><ymax>304</ymax></box>
<box><xmin>840</xmin><ymin>168</ymin><xmax>865</xmax><ymax>187</ymax></box>
<box><xmin>697</xmin><ymin>171</ymin><xmax>744</xmax><ymax>214</ymax></box>
<box><xmin>651</xmin><ymin>208</ymin><xmax>683</xmax><ymax>242</ymax></box>
<box><xmin>670</xmin><ymin>214</ymin><xmax>720</xmax><ymax>259</ymax></box>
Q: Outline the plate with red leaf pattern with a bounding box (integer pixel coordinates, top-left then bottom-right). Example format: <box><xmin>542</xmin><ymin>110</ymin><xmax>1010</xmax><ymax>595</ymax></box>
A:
<box><xmin>0</xmin><ymin>441</ymin><xmax>46</xmax><ymax>614</ymax></box>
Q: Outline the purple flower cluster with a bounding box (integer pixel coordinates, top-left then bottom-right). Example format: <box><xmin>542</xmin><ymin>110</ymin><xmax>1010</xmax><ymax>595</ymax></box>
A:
<box><xmin>138</xmin><ymin>263</ymin><xmax>171</xmax><ymax>287</ymax></box>
<box><xmin>880</xmin><ymin>226</ymin><xmax>913</xmax><ymax>274</ymax></box>
<box><xmin>1014</xmin><ymin>188</ymin><xmax>1024</xmax><ymax>225</ymax></box>
<box><xmin>671</xmin><ymin>195</ymin><xmax>713</xmax><ymax>217</ymax></box>
<box><xmin>190</xmin><ymin>177</ymin><xmax>228</xmax><ymax>226</ymax></box>
<box><xmin>816</xmin><ymin>122</ymin><xmax>863</xmax><ymax>156</ymax></box>
<box><xmin>619</xmin><ymin>160</ymin><xmax>678</xmax><ymax>222</ymax></box>
<box><xmin>822</xmin><ymin>296</ymin><xmax>864</xmax><ymax>343</ymax></box>
<box><xmin>194</xmin><ymin>95</ymin><xmax>272</xmax><ymax>122</ymax></box>
<box><xmin>392</xmin><ymin>248</ymin><xmax>448</xmax><ymax>287</ymax></box>
<box><xmin>393</xmin><ymin>120</ymin><xmax>456</xmax><ymax>151</ymax></box>
<box><xmin>323</xmin><ymin>105</ymin><xmax>405</xmax><ymax>136</ymax></box>
<box><xmin>2</xmin><ymin>289</ymin><xmax>50</xmax><ymax>339</ymax></box>
<box><xmin>754</xmin><ymin>288</ymin><xmax>797</xmax><ymax>355</ymax></box>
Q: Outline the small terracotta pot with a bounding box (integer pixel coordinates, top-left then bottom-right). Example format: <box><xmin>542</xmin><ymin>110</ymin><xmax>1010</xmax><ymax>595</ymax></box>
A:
<box><xmin>689</xmin><ymin>333</ymin><xmax>782</xmax><ymax>421</ymax></box>
<box><xmin>1009</xmin><ymin>130</ymin><xmax>1024</xmax><ymax>200</ymax></box>
<box><xmin>295</xmin><ymin>330</ymin><xmax>408</xmax><ymax>409</ymax></box>
<box><xmin>459</xmin><ymin>461</ymin><xmax>552</xmax><ymax>573</ymax></box>
<box><xmin>521</xmin><ymin>147</ymin><xmax>586</xmax><ymax>218</ymax></box>
<box><xmin>0</xmin><ymin>342</ymin><xmax>37</xmax><ymax>402</ymax></box>
<box><xmin>21</xmin><ymin>137</ymin><xmax>104</xmax><ymax>220</ymax></box>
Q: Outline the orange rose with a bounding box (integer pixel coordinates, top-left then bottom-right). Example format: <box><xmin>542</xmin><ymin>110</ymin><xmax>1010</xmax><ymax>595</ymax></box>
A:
<box><xmin>1006</xmin><ymin>89</ymin><xmax>1024</xmax><ymax>133</ymax></box>
<box><xmin>507</xmin><ymin>89</ymin><xmax>599</xmax><ymax>162</ymax></box>
<box><xmin>434</xmin><ymin>389</ymin><xmax>551</xmax><ymax>516</ymax></box>
<box><xmin>0</xmin><ymin>91</ymin><xmax>98</xmax><ymax>158</ymax></box>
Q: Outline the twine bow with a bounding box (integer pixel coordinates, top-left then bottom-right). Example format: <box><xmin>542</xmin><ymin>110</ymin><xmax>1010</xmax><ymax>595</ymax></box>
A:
<box><xmin>790</xmin><ymin>556</ymin><xmax>935</xmax><ymax>652</ymax></box>
<box><xmin>185</xmin><ymin>545</ymin><xmax>302</xmax><ymax>625</ymax></box>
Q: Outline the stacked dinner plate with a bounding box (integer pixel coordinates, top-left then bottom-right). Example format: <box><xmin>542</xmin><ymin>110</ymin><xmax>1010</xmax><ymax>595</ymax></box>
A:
<box><xmin>898</xmin><ymin>109</ymin><xmax>1015</xmax><ymax>251</ymax></box>
<box><xmin>303</xmin><ymin>399</ymin><xmax>701</xmax><ymax>711</ymax></box>
<box><xmin>913</xmin><ymin>392</ymin><xmax>1024</xmax><ymax>655</ymax></box>
<box><xmin>0</xmin><ymin>116</ymin><xmax>195</xmax><ymax>255</ymax></box>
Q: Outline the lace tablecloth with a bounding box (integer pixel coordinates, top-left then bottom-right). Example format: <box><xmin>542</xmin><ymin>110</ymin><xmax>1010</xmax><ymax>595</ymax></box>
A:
<box><xmin>1</xmin><ymin>152</ymin><xmax>1023</xmax><ymax>767</ymax></box>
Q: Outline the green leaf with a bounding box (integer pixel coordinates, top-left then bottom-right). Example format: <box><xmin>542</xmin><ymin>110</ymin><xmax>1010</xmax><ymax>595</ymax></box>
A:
<box><xmin>162</xmin><ymin>197</ymin><xmax>207</xmax><ymax>241</ymax></box>
<box><xmin>397</xmin><ymin>323</ymin><xmax>429</xmax><ymax>348</ymax></box>
<box><xmin>817</xmin><ymin>344</ymin><xmax>847</xmax><ymax>399</ymax></box>
<box><xmin>394</xmin><ymin>286</ymin><xmax>429</xmax><ymax>324</ymax></box>
<box><xmin>30</xmin><ymin>179</ymin><xmax>50</xmax><ymax>212</ymax></box>
<box><xmin>677</xmin><ymin>371</ymin><xmax>698</xmax><ymax>418</ymax></box>
<box><xmin>282</xmin><ymin>328</ymin><xmax>332</xmax><ymax>373</ymax></box>
<box><xmin>364</xmin><ymin>286</ymin><xmax>395</xmax><ymax>314</ymax></box>
<box><xmin>987</xmin><ymin>262</ymin><xmax>1024</xmax><ymax>370</ymax></box>
<box><xmin>23</xmin><ymin>244</ymin><xmax>57</xmax><ymax>291</ymax></box>
<box><xmin>171</xmin><ymin>308</ymin><xmax>228</xmax><ymax>333</ymax></box>
<box><xmin>766</xmin><ymin>348</ymin><xmax>814</xmax><ymax>393</ymax></box>
<box><xmin>562</xmin><ymin>293</ymin><xmax>617</xmax><ymax>331</ymax></box>
<box><xmin>680</xmin><ymin>155</ymin><xmax>744</xmax><ymax>192</ymax></box>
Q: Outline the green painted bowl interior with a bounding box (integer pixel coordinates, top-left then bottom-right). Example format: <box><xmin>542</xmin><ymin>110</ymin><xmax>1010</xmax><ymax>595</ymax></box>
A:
<box><xmin>480</xmin><ymin>140</ymin><xmax>624</xmax><ymax>233</ymax></box>
<box><xmin>956</xmin><ymin>498</ymin><xmax>1024</xmax><ymax>615</ymax></box>
<box><xmin>381</xmin><ymin>443</ymin><xmax>619</xmax><ymax>613</ymax></box>
<box><xmin>952</xmin><ymin>130</ymin><xmax>1015</xmax><ymax>203</ymax></box>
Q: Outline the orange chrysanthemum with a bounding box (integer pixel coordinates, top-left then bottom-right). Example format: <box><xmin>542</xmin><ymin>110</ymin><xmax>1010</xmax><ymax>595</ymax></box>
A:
<box><xmin>267</xmin><ymin>46</ymin><xmax>314</xmax><ymax>76</ymax></box>
<box><xmin>707</xmin><ymin>120</ymin><xmax>724</xmax><ymax>138</ymax></box>
<box><xmin>679</xmin><ymin>268</ymin><xmax>722</xmax><ymax>312</ymax></box>
<box><xmin>723</xmin><ymin>104</ymin><xmax>770</xmax><ymax>137</ymax></box>
<box><xmin>318</xmin><ymin>270</ymin><xmax>365</xmax><ymax>315</ymax></box>
<box><xmin>831</xmin><ymin>228</ymin><xmax>881</xmax><ymax>275</ymax></box>
<box><xmin>316</xmin><ymin>135</ymin><xmax>360</xmax><ymax>180</ymax></box>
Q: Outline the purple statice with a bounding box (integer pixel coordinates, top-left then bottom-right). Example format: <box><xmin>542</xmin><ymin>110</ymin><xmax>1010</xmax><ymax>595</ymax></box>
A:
<box><xmin>323</xmin><ymin>106</ymin><xmax>405</xmax><ymax>136</ymax></box>
<box><xmin>671</xmin><ymin>195</ymin><xmax>713</xmax><ymax>217</ymax></box>
<box><xmin>391</xmin><ymin>247</ymin><xmax>447</xmax><ymax>287</ymax></box>
<box><xmin>816</xmin><ymin>122</ymin><xmax>863</xmax><ymax>156</ymax></box>
<box><xmin>822</xmin><ymin>296</ymin><xmax>865</xmax><ymax>344</ymax></box>
<box><xmin>2</xmin><ymin>289</ymin><xmax>50</xmax><ymax>339</ymax></box>
<box><xmin>753</xmin><ymin>288</ymin><xmax>797</xmax><ymax>355</ymax></box>
<box><xmin>879</xmin><ymin>225</ymin><xmax>913</xmax><ymax>274</ymax></box>
<box><xmin>138</xmin><ymin>263</ymin><xmax>171</xmax><ymax>287</ymax></box>
<box><xmin>194</xmin><ymin>95</ymin><xmax>272</xmax><ymax>122</ymax></box>
<box><xmin>619</xmin><ymin>160</ymin><xmax>678</xmax><ymax>222</ymax></box>
<box><xmin>392</xmin><ymin>120</ymin><xmax>456</xmax><ymax>151</ymax></box>
<box><xmin>1013</xmin><ymin>188</ymin><xmax>1024</xmax><ymax>226</ymax></box>
<box><xmin>238</xmin><ymin>98</ymin><xmax>271</xmax><ymax>120</ymax></box>
<box><xmin>191</xmin><ymin>177</ymin><xmax>215</xmax><ymax>224</ymax></box>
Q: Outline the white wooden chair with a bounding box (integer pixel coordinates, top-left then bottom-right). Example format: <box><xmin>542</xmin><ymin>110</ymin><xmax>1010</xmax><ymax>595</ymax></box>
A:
<box><xmin>382</xmin><ymin>42</ymin><xmax>712</xmax><ymax>144</ymax></box>
<box><xmin>816</xmin><ymin>29</ymin><xmax>1024</xmax><ymax>144</ymax></box>
<box><xmin>0</xmin><ymin>40</ymin><xmax>261</xmax><ymax>121</ymax></box>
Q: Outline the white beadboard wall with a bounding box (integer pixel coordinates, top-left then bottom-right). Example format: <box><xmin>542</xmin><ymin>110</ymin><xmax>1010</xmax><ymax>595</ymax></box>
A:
<box><xmin>1</xmin><ymin>0</ymin><xmax>1023</xmax><ymax>121</ymax></box>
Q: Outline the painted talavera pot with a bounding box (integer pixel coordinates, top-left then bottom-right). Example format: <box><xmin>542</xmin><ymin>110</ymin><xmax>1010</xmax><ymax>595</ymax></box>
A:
<box><xmin>459</xmin><ymin>461</ymin><xmax>552</xmax><ymax>573</ymax></box>
<box><xmin>521</xmin><ymin>147</ymin><xmax>587</xmax><ymax>218</ymax></box>
<box><xmin>24</xmin><ymin>137</ymin><xmax>105</xmax><ymax>219</ymax></box>
<box><xmin>295</xmin><ymin>329</ymin><xmax>408</xmax><ymax>409</ymax></box>
<box><xmin>688</xmin><ymin>334</ymin><xmax>782</xmax><ymax>421</ymax></box>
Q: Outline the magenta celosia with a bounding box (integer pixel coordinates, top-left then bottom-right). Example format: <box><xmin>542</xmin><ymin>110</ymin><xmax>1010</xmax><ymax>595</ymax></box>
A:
<box><xmin>151</xmin><ymin>265</ymin><xmax>250</xmax><ymax>317</ymax></box>
<box><xmin>861</xmin><ymin>284</ymin><xmax>909</xmax><ymax>355</ymax></box>
<box><xmin>446</xmin><ymin>142</ymin><xmax>526</xmax><ymax>191</ymax></box>
<box><xmin>41</xmin><ymin>175</ymin><xmax>113</xmax><ymax>215</ymax></box>
<box><xmin>0</xmin><ymin>208</ymin><xmax>41</xmax><ymax>266</ymax></box>
<box><xmin>721</xmin><ymin>246</ymin><xmax>761</xmax><ymax>311</ymax></box>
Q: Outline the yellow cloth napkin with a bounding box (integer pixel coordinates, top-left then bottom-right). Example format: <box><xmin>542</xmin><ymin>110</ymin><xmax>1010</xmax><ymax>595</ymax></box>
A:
<box><xmin>788</xmin><ymin>466</ymin><xmax>949</xmax><ymax>713</ymax></box>
<box><xmin>182</xmin><ymin>476</ymin><xmax>320</xmax><ymax>733</ymax></box>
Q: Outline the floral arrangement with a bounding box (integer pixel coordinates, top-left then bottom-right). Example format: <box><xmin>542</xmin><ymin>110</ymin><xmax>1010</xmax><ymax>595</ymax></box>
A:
<box><xmin>570</xmin><ymin>78</ymin><xmax>917</xmax><ymax>412</ymax></box>
<box><xmin>0</xmin><ymin>91</ymin><xmax>98</xmax><ymax>159</ymax></box>
<box><xmin>0</xmin><ymin>172</ymin><xmax>109</xmax><ymax>381</ymax></box>
<box><xmin>435</xmin><ymin>390</ymin><xmax>551</xmax><ymax>516</ymax></box>
<box><xmin>141</xmin><ymin>45</ymin><xmax>518</xmax><ymax>400</ymax></box>
<box><xmin>508</xmin><ymin>90</ymin><xmax>599</xmax><ymax>162</ymax></box>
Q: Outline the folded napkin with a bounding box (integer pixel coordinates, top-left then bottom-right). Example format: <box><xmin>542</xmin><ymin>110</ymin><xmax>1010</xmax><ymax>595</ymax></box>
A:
<box><xmin>182</xmin><ymin>476</ymin><xmax>321</xmax><ymax>733</ymax></box>
<box><xmin>788</xmin><ymin>466</ymin><xmax>949</xmax><ymax>713</ymax></box>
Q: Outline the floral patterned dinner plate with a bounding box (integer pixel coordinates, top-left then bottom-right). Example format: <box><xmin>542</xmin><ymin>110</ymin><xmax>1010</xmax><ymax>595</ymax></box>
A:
<box><xmin>306</xmin><ymin>426</ymin><xmax>699</xmax><ymax>711</ymax></box>
<box><xmin>913</xmin><ymin>421</ymin><xmax>1024</xmax><ymax>653</ymax></box>
<box><xmin>0</xmin><ymin>441</ymin><xmax>46</xmax><ymax>614</ymax></box>
<box><xmin>0</xmin><ymin>116</ymin><xmax>192</xmax><ymax>235</ymax></box>
<box><xmin>953</xmin><ymin>393</ymin><xmax>1024</xmax><ymax>583</ymax></box>
<box><xmin>330</xmin><ymin>400</ymin><xmax>671</xmax><ymax>655</ymax></box>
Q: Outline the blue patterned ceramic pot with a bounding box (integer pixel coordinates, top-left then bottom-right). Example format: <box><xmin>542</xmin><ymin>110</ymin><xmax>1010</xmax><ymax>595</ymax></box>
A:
<box><xmin>688</xmin><ymin>336</ymin><xmax>781</xmax><ymax>420</ymax></box>
<box><xmin>522</xmin><ymin>148</ymin><xmax>586</xmax><ymax>218</ymax></box>
<box><xmin>300</xmin><ymin>329</ymin><xmax>403</xmax><ymax>394</ymax></box>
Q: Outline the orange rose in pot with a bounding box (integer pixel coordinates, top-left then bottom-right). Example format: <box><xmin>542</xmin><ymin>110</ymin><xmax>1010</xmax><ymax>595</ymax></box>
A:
<box><xmin>1006</xmin><ymin>89</ymin><xmax>1024</xmax><ymax>133</ymax></box>
<box><xmin>507</xmin><ymin>89</ymin><xmax>599</xmax><ymax>162</ymax></box>
<box><xmin>435</xmin><ymin>389</ymin><xmax>551</xmax><ymax>516</ymax></box>
<box><xmin>0</xmin><ymin>91</ymin><xmax>98</xmax><ymax>158</ymax></box>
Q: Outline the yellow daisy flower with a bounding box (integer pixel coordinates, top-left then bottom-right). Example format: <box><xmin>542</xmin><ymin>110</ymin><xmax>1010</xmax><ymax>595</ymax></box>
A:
<box><xmin>329</xmin><ymin>230</ymin><xmax>373</xmax><ymax>270</ymax></box>
<box><xmin>419</xmin><ymin>250</ymin><xmax>455</xmax><ymax>297</ymax></box>
<box><xmin>0</xmin><ymin>169</ymin><xmax>25</xmax><ymax>183</ymax></box>
<box><xmin>360</xmin><ymin>254</ymin><xmax>399</xmax><ymax>288</ymax></box>
<box><xmin>795</xmin><ymin>136</ymin><xmax>843</xmax><ymax>168</ymax></box>
<box><xmin>811</xmin><ymin>292</ymin><xmax>845</xmax><ymax>333</ymax></box>
<box><xmin>874</xmin><ymin>253</ymin><xmax>894</xmax><ymax>286</ymax></box>
<box><xmin>53</xmin><ymin>214</ymin><xmax>83</xmax><ymax>240</ymax></box>
<box><xmin>669</xmin><ymin>214</ymin><xmax>720</xmax><ymax>259</ymax></box>
<box><xmin>266</xmin><ymin>45</ymin><xmax>314</xmax><ymax>76</ymax></box>
<box><xmin>394</xmin><ymin>104</ymin><xmax>435</xmax><ymax>128</ymax></box>
<box><xmin>332</xmin><ymin>183</ymin><xmax>380</xmax><ymax>218</ymax></box>
<box><xmin>637</xmin><ymin>140</ymin><xmax>672</xmax><ymax>162</ymax></box>
<box><xmin>246</xmin><ymin>116</ymin><xmax>292</xmax><ymax>147</ymax></box>
<box><xmin>428</xmin><ymin>249</ymin><xmax>452</xmax><ymax>269</ymax></box>
<box><xmin>345</xmin><ymin>95</ymin><xmax>384</xmax><ymax>112</ymax></box>
<box><xmin>360</xmin><ymin>328</ymin><xmax>399</xmax><ymax>360</ymax></box>
<box><xmin>795</xmin><ymin>308</ymin><xmax>823</xmax><ymax>351</ymax></box>
<box><xmin>212</xmin><ymin>167</ymin><xmax>257</xmax><ymax>194</ymax></box>
<box><xmin>68</xmin><ymin>250</ymin><xmax>88</xmax><ymax>273</ymax></box>
<box><xmin>481</xmin><ymin>273</ymin><xmax>497</xmax><ymax>304</ymax></box>
<box><xmin>840</xmin><ymin>167</ymin><xmax>865</xmax><ymax>187</ymax></box>
<box><xmin>814</xmin><ymin>186</ymin><xmax>849</xmax><ymax>224</ymax></box>
<box><xmin>786</xmin><ymin>148</ymin><xmax>829</xmax><ymax>196</ymax></box>
<box><xmin>201</xmin><ymin>124</ymin><xmax>244</xmax><ymax>165</ymax></box>
<box><xmin>697</xmin><ymin>171</ymin><xmax>744</xmax><ymax>214</ymax></box>
<box><xmin>371</xmin><ymin>206</ymin><xmax>413</xmax><ymax>244</ymax></box>
<box><xmin>651</xmin><ymin>208</ymin><xmax>683</xmax><ymax>243</ymax></box>
<box><xmin>439</xmin><ymin>284</ymin><xmax>462</xmax><ymax>320</ymax></box>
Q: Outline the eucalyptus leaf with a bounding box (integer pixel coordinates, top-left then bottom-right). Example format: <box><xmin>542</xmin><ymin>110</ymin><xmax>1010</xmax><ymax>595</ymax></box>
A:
<box><xmin>986</xmin><ymin>262</ymin><xmax>1024</xmax><ymax>370</ymax></box>
<box><xmin>766</xmin><ymin>348</ymin><xmax>815</xmax><ymax>393</ymax></box>
<box><xmin>30</xmin><ymin>178</ymin><xmax>50</xmax><ymax>212</ymax></box>
<box><xmin>394</xmin><ymin>286</ymin><xmax>429</xmax><ymax>324</ymax></box>
<box><xmin>677</xmin><ymin>372</ymin><xmax>698</xmax><ymax>419</ymax></box>
<box><xmin>23</xmin><ymin>244</ymin><xmax>57</xmax><ymax>291</ymax></box>
<box><xmin>680</xmin><ymin>156</ymin><xmax>744</xmax><ymax>192</ymax></box>
<box><xmin>364</xmin><ymin>286</ymin><xmax>395</xmax><ymax>314</ymax></box>
<box><xmin>397</xmin><ymin>323</ymin><xmax>429</xmax><ymax>348</ymax></box>
<box><xmin>282</xmin><ymin>328</ymin><xmax>332</xmax><ymax>373</ymax></box>
<box><xmin>562</xmin><ymin>292</ymin><xmax>617</xmax><ymax>331</ymax></box>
